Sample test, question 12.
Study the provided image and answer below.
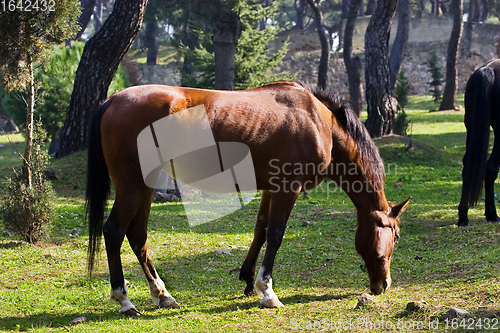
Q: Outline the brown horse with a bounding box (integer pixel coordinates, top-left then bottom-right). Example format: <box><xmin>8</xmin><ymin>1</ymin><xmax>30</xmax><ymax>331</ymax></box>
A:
<box><xmin>86</xmin><ymin>81</ymin><xmax>410</xmax><ymax>316</ymax></box>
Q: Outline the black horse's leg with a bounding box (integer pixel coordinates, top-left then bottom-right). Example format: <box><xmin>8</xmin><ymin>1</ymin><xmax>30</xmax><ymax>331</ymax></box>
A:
<box><xmin>255</xmin><ymin>189</ymin><xmax>300</xmax><ymax>308</ymax></box>
<box><xmin>104</xmin><ymin>193</ymin><xmax>143</xmax><ymax>317</ymax></box>
<box><xmin>126</xmin><ymin>188</ymin><xmax>180</xmax><ymax>309</ymax></box>
<box><xmin>485</xmin><ymin>137</ymin><xmax>500</xmax><ymax>222</ymax></box>
<box><xmin>239</xmin><ymin>190</ymin><xmax>271</xmax><ymax>295</ymax></box>
<box><xmin>458</xmin><ymin>116</ymin><xmax>472</xmax><ymax>226</ymax></box>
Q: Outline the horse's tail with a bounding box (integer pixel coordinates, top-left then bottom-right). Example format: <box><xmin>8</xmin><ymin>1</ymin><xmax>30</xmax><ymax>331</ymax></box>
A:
<box><xmin>463</xmin><ymin>65</ymin><xmax>495</xmax><ymax>206</ymax></box>
<box><xmin>86</xmin><ymin>99</ymin><xmax>112</xmax><ymax>276</ymax></box>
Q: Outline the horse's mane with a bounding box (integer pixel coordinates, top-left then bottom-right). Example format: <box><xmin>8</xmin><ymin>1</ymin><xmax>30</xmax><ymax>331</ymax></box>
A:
<box><xmin>297</xmin><ymin>82</ymin><xmax>385</xmax><ymax>187</ymax></box>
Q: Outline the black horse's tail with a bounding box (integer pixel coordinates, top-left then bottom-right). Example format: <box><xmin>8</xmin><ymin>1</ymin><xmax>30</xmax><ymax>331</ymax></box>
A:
<box><xmin>463</xmin><ymin>66</ymin><xmax>495</xmax><ymax>206</ymax></box>
<box><xmin>86</xmin><ymin>99</ymin><xmax>112</xmax><ymax>276</ymax></box>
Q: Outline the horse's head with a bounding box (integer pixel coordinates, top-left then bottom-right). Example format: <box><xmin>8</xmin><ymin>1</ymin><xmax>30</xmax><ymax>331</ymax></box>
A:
<box><xmin>355</xmin><ymin>197</ymin><xmax>411</xmax><ymax>295</ymax></box>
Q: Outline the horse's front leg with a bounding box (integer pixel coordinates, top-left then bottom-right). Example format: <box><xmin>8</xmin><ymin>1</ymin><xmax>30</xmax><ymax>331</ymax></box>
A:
<box><xmin>254</xmin><ymin>189</ymin><xmax>300</xmax><ymax>308</ymax></box>
<box><xmin>239</xmin><ymin>190</ymin><xmax>271</xmax><ymax>295</ymax></box>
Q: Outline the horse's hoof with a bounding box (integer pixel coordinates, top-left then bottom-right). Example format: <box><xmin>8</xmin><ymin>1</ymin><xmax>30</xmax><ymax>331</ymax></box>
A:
<box><xmin>158</xmin><ymin>295</ymin><xmax>180</xmax><ymax>309</ymax></box>
<box><xmin>260</xmin><ymin>297</ymin><xmax>284</xmax><ymax>308</ymax></box>
<box><xmin>486</xmin><ymin>216</ymin><xmax>500</xmax><ymax>223</ymax></box>
<box><xmin>457</xmin><ymin>219</ymin><xmax>469</xmax><ymax>227</ymax></box>
<box><xmin>121</xmin><ymin>308</ymin><xmax>141</xmax><ymax>318</ymax></box>
<box><xmin>244</xmin><ymin>286</ymin><xmax>256</xmax><ymax>296</ymax></box>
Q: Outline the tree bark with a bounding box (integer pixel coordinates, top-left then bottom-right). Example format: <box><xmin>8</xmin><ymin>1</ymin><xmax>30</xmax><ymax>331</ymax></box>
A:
<box><xmin>294</xmin><ymin>0</ymin><xmax>308</xmax><ymax>29</ymax></box>
<box><xmin>189</xmin><ymin>0</ymin><xmax>241</xmax><ymax>90</ymax></box>
<box><xmin>439</xmin><ymin>0</ymin><xmax>463</xmax><ymax>110</ymax></box>
<box><xmin>306</xmin><ymin>0</ymin><xmax>330</xmax><ymax>89</ymax></box>
<box><xmin>23</xmin><ymin>59</ymin><xmax>34</xmax><ymax>189</ymax></box>
<box><xmin>343</xmin><ymin>0</ymin><xmax>363</xmax><ymax>116</ymax></box>
<box><xmin>364</xmin><ymin>0</ymin><xmax>398</xmax><ymax>137</ymax></box>
<box><xmin>76</xmin><ymin>0</ymin><xmax>97</xmax><ymax>40</ymax></box>
<box><xmin>389</xmin><ymin>0</ymin><xmax>410</xmax><ymax>92</ymax></box>
<box><xmin>57</xmin><ymin>0</ymin><xmax>148</xmax><ymax>157</ymax></box>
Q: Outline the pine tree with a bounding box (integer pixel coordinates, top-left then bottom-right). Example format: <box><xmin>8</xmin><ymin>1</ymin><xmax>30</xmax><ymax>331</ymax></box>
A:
<box><xmin>393</xmin><ymin>69</ymin><xmax>411</xmax><ymax>135</ymax></box>
<box><xmin>181</xmin><ymin>1</ymin><xmax>294</xmax><ymax>90</ymax></box>
<box><xmin>428</xmin><ymin>52</ymin><xmax>444</xmax><ymax>105</ymax></box>
<box><xmin>0</xmin><ymin>1</ymin><xmax>80</xmax><ymax>242</ymax></box>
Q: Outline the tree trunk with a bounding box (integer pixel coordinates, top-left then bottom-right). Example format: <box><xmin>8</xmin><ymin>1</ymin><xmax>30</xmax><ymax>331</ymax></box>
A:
<box><xmin>76</xmin><ymin>0</ymin><xmax>97</xmax><ymax>40</ymax></box>
<box><xmin>306</xmin><ymin>0</ymin><xmax>330</xmax><ymax>89</ymax></box>
<box><xmin>145</xmin><ymin>21</ymin><xmax>158</xmax><ymax>65</ymax></box>
<box><xmin>189</xmin><ymin>0</ymin><xmax>242</xmax><ymax>90</ymax></box>
<box><xmin>364</xmin><ymin>0</ymin><xmax>398</xmax><ymax>137</ymax></box>
<box><xmin>57</xmin><ymin>0</ymin><xmax>148</xmax><ymax>157</ymax></box>
<box><xmin>365</xmin><ymin>0</ymin><xmax>376</xmax><ymax>15</ymax></box>
<box><xmin>94</xmin><ymin>0</ymin><xmax>103</xmax><ymax>32</ymax></box>
<box><xmin>480</xmin><ymin>0</ymin><xmax>490</xmax><ymax>22</ymax></box>
<box><xmin>440</xmin><ymin>0</ymin><xmax>463</xmax><ymax>110</ymax></box>
<box><xmin>343</xmin><ymin>0</ymin><xmax>363</xmax><ymax>116</ymax></box>
<box><xmin>389</xmin><ymin>0</ymin><xmax>410</xmax><ymax>92</ymax></box>
<box><xmin>23</xmin><ymin>59</ymin><xmax>34</xmax><ymax>189</ymax></box>
<box><xmin>294</xmin><ymin>0</ymin><xmax>308</xmax><ymax>29</ymax></box>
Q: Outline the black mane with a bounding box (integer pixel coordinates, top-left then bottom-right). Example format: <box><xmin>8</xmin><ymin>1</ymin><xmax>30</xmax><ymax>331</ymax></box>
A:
<box><xmin>297</xmin><ymin>82</ymin><xmax>385</xmax><ymax>187</ymax></box>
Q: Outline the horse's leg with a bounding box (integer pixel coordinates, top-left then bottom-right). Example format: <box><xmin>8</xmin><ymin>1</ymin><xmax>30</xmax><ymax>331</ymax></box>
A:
<box><xmin>485</xmin><ymin>137</ymin><xmax>500</xmax><ymax>222</ymax></box>
<box><xmin>126</xmin><ymin>188</ymin><xmax>180</xmax><ymax>309</ymax></box>
<box><xmin>104</xmin><ymin>193</ymin><xmax>143</xmax><ymax>317</ymax></box>
<box><xmin>255</xmin><ymin>190</ymin><xmax>300</xmax><ymax>308</ymax></box>
<box><xmin>458</xmin><ymin>117</ymin><xmax>472</xmax><ymax>226</ymax></box>
<box><xmin>239</xmin><ymin>190</ymin><xmax>271</xmax><ymax>295</ymax></box>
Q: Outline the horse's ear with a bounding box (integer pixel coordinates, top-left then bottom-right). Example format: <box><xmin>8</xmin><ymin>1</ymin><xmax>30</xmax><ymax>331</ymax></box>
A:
<box><xmin>389</xmin><ymin>197</ymin><xmax>411</xmax><ymax>218</ymax></box>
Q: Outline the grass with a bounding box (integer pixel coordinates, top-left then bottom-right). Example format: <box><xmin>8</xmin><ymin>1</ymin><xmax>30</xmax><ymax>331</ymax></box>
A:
<box><xmin>1</xmin><ymin>94</ymin><xmax>500</xmax><ymax>332</ymax></box>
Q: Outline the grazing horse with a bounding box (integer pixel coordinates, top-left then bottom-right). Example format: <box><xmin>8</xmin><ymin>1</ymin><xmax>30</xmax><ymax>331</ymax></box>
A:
<box><xmin>458</xmin><ymin>59</ymin><xmax>500</xmax><ymax>226</ymax></box>
<box><xmin>86</xmin><ymin>81</ymin><xmax>411</xmax><ymax>316</ymax></box>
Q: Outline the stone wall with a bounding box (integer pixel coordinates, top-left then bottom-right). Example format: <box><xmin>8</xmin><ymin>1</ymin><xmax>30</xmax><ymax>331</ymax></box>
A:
<box><xmin>134</xmin><ymin>17</ymin><xmax>500</xmax><ymax>97</ymax></box>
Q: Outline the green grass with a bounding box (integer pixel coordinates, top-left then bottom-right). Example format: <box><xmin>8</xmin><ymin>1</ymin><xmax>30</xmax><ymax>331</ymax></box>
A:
<box><xmin>2</xmin><ymin>94</ymin><xmax>500</xmax><ymax>332</ymax></box>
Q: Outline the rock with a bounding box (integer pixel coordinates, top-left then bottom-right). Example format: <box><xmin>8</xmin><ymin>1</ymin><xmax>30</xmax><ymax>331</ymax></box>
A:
<box><xmin>70</xmin><ymin>229</ymin><xmax>80</xmax><ymax>236</ymax></box>
<box><xmin>395</xmin><ymin>182</ymin><xmax>403</xmax><ymax>187</ymax></box>
<box><xmin>70</xmin><ymin>316</ymin><xmax>87</xmax><ymax>325</ymax></box>
<box><xmin>441</xmin><ymin>308</ymin><xmax>469</xmax><ymax>320</ymax></box>
<box><xmin>153</xmin><ymin>191</ymin><xmax>167</xmax><ymax>202</ymax></box>
<box><xmin>406</xmin><ymin>300</ymin><xmax>429</xmax><ymax>312</ymax></box>
<box><xmin>301</xmin><ymin>220</ymin><xmax>312</xmax><ymax>227</ymax></box>
<box><xmin>44</xmin><ymin>167</ymin><xmax>62</xmax><ymax>180</ymax></box>
<box><xmin>213</xmin><ymin>248</ymin><xmax>232</xmax><ymax>255</ymax></box>
<box><xmin>355</xmin><ymin>293</ymin><xmax>375</xmax><ymax>309</ymax></box>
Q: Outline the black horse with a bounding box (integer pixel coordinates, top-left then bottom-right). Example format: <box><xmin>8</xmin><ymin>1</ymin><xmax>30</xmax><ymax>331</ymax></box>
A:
<box><xmin>458</xmin><ymin>59</ymin><xmax>500</xmax><ymax>226</ymax></box>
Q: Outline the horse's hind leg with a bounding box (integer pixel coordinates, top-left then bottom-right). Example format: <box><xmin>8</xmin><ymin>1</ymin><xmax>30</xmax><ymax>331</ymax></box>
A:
<box><xmin>104</xmin><ymin>193</ymin><xmax>143</xmax><ymax>317</ymax></box>
<box><xmin>126</xmin><ymin>189</ymin><xmax>180</xmax><ymax>309</ymax></box>
<box><xmin>485</xmin><ymin>137</ymin><xmax>500</xmax><ymax>222</ymax></box>
<box><xmin>239</xmin><ymin>190</ymin><xmax>271</xmax><ymax>295</ymax></box>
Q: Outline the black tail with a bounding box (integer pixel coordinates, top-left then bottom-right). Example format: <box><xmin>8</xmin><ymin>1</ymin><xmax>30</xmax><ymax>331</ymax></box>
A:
<box><xmin>463</xmin><ymin>66</ymin><xmax>495</xmax><ymax>206</ymax></box>
<box><xmin>86</xmin><ymin>99</ymin><xmax>112</xmax><ymax>276</ymax></box>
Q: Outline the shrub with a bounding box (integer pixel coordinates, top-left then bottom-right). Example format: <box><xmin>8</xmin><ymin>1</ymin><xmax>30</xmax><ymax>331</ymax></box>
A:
<box><xmin>1</xmin><ymin>121</ymin><xmax>56</xmax><ymax>243</ymax></box>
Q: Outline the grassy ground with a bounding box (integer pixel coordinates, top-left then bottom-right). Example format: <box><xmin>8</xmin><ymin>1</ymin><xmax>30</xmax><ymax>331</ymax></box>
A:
<box><xmin>1</xmin><ymin>94</ymin><xmax>500</xmax><ymax>332</ymax></box>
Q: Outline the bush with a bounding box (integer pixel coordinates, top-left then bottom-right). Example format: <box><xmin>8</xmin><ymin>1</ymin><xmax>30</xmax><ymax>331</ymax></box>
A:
<box><xmin>1</xmin><ymin>122</ymin><xmax>56</xmax><ymax>243</ymax></box>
